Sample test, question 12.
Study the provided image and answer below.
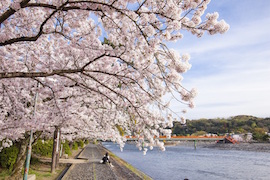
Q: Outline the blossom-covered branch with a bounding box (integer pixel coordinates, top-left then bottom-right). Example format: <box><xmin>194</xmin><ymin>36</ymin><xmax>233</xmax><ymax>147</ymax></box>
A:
<box><xmin>0</xmin><ymin>0</ymin><xmax>229</xmax><ymax>153</ymax></box>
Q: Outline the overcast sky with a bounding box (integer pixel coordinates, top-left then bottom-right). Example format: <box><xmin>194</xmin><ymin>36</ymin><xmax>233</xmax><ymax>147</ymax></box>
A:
<box><xmin>167</xmin><ymin>0</ymin><xmax>270</xmax><ymax>120</ymax></box>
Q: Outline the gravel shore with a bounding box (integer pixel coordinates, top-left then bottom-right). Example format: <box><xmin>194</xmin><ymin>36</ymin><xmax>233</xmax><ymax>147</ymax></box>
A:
<box><xmin>202</xmin><ymin>142</ymin><xmax>270</xmax><ymax>152</ymax></box>
<box><xmin>169</xmin><ymin>141</ymin><xmax>270</xmax><ymax>152</ymax></box>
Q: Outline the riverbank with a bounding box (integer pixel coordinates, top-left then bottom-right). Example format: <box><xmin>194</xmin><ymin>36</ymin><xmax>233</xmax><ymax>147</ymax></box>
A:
<box><xmin>100</xmin><ymin>144</ymin><xmax>152</xmax><ymax>180</ymax></box>
<box><xmin>164</xmin><ymin>141</ymin><xmax>270</xmax><ymax>152</ymax></box>
<box><xmin>202</xmin><ymin>142</ymin><xmax>270</xmax><ymax>152</ymax></box>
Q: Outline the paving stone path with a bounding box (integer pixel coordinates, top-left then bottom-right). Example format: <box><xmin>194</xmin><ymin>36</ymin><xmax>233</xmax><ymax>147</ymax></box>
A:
<box><xmin>62</xmin><ymin>144</ymin><xmax>145</xmax><ymax>180</ymax></box>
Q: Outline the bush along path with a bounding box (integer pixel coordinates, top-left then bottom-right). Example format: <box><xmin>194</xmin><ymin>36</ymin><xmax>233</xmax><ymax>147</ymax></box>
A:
<box><xmin>62</xmin><ymin>143</ymin><xmax>151</xmax><ymax>180</ymax></box>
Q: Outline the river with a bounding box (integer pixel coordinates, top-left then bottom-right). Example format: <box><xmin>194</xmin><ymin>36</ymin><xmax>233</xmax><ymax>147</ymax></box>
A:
<box><xmin>102</xmin><ymin>142</ymin><xmax>270</xmax><ymax>180</ymax></box>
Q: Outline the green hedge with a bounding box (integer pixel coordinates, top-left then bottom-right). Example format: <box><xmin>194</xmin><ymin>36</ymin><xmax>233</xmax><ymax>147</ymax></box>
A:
<box><xmin>72</xmin><ymin>142</ymin><xmax>78</xmax><ymax>150</ymax></box>
<box><xmin>63</xmin><ymin>141</ymin><xmax>71</xmax><ymax>156</ymax></box>
<box><xmin>0</xmin><ymin>145</ymin><xmax>19</xmax><ymax>172</ymax></box>
<box><xmin>32</xmin><ymin>139</ymin><xmax>53</xmax><ymax>157</ymax></box>
<box><xmin>32</xmin><ymin>139</ymin><xmax>73</xmax><ymax>158</ymax></box>
<box><xmin>78</xmin><ymin>140</ymin><xmax>84</xmax><ymax>148</ymax></box>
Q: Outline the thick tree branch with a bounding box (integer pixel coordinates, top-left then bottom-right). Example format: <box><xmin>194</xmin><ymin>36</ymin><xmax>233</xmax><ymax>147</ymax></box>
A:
<box><xmin>0</xmin><ymin>1</ymin><xmax>69</xmax><ymax>46</ymax></box>
<box><xmin>0</xmin><ymin>0</ymin><xmax>31</xmax><ymax>24</ymax></box>
<box><xmin>0</xmin><ymin>69</ymin><xmax>80</xmax><ymax>79</ymax></box>
<box><xmin>0</xmin><ymin>53</ymin><xmax>106</xmax><ymax>79</ymax></box>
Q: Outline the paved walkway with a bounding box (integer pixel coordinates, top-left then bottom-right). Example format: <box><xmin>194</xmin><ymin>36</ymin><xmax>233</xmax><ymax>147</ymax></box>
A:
<box><xmin>62</xmin><ymin>144</ymin><xmax>145</xmax><ymax>180</ymax></box>
<box><xmin>39</xmin><ymin>157</ymin><xmax>89</xmax><ymax>164</ymax></box>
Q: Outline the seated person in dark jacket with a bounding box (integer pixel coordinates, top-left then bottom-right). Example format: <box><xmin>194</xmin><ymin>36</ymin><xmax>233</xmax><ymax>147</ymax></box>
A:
<box><xmin>101</xmin><ymin>152</ymin><xmax>110</xmax><ymax>164</ymax></box>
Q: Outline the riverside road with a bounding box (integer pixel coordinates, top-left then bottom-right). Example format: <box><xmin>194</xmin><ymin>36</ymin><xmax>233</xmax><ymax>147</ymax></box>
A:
<box><xmin>62</xmin><ymin>143</ymin><xmax>146</xmax><ymax>180</ymax></box>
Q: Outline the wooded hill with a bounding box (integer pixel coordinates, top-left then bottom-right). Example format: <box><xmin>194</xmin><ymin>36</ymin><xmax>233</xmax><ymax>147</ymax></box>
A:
<box><xmin>172</xmin><ymin>115</ymin><xmax>270</xmax><ymax>136</ymax></box>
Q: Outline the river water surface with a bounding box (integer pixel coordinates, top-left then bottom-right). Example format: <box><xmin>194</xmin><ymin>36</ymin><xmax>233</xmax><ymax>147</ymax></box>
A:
<box><xmin>102</xmin><ymin>142</ymin><xmax>270</xmax><ymax>180</ymax></box>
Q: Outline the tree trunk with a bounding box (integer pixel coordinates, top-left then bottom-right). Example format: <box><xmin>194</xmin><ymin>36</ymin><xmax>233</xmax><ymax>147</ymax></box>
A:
<box><xmin>69</xmin><ymin>141</ymin><xmax>73</xmax><ymax>151</ymax></box>
<box><xmin>10</xmin><ymin>137</ymin><xmax>29</xmax><ymax>180</ymax></box>
<box><xmin>55</xmin><ymin>129</ymin><xmax>61</xmax><ymax>168</ymax></box>
<box><xmin>10</xmin><ymin>131</ymin><xmax>42</xmax><ymax>179</ymax></box>
<box><xmin>51</xmin><ymin>127</ymin><xmax>59</xmax><ymax>173</ymax></box>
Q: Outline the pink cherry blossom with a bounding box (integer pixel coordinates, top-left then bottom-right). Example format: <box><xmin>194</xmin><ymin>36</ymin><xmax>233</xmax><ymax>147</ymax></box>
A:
<box><xmin>0</xmin><ymin>0</ymin><xmax>229</xmax><ymax>151</ymax></box>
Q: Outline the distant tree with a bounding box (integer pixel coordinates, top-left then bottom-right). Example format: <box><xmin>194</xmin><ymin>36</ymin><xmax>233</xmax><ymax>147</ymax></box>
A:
<box><xmin>191</xmin><ymin>131</ymin><xmax>207</xmax><ymax>136</ymax></box>
<box><xmin>235</xmin><ymin>127</ymin><xmax>247</xmax><ymax>134</ymax></box>
<box><xmin>252</xmin><ymin>128</ymin><xmax>269</xmax><ymax>142</ymax></box>
<box><xmin>251</xmin><ymin>122</ymin><xmax>257</xmax><ymax>129</ymax></box>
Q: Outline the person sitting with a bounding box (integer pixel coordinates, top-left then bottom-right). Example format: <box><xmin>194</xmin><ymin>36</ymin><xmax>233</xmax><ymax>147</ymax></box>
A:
<box><xmin>101</xmin><ymin>152</ymin><xmax>110</xmax><ymax>164</ymax></box>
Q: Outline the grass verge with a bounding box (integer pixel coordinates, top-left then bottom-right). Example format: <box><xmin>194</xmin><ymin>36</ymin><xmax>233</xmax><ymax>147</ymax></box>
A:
<box><xmin>0</xmin><ymin>148</ymin><xmax>83</xmax><ymax>180</ymax></box>
<box><xmin>28</xmin><ymin>161</ymin><xmax>65</xmax><ymax>180</ymax></box>
<box><xmin>0</xmin><ymin>168</ymin><xmax>9</xmax><ymax>180</ymax></box>
<box><xmin>109</xmin><ymin>152</ymin><xmax>152</xmax><ymax>180</ymax></box>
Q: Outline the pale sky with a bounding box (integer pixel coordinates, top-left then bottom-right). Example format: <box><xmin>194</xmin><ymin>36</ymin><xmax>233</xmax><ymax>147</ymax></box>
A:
<box><xmin>168</xmin><ymin>0</ymin><xmax>270</xmax><ymax>120</ymax></box>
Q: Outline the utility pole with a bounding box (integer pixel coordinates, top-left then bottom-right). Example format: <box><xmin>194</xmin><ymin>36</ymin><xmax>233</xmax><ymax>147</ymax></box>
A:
<box><xmin>23</xmin><ymin>83</ymin><xmax>39</xmax><ymax>180</ymax></box>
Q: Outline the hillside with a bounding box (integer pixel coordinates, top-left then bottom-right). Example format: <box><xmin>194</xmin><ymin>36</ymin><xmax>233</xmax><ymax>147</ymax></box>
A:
<box><xmin>172</xmin><ymin>115</ymin><xmax>270</xmax><ymax>136</ymax></box>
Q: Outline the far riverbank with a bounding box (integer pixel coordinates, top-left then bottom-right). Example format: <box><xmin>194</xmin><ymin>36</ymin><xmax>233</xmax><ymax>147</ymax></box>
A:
<box><xmin>163</xmin><ymin>141</ymin><xmax>270</xmax><ymax>152</ymax></box>
<box><xmin>202</xmin><ymin>142</ymin><xmax>270</xmax><ymax>152</ymax></box>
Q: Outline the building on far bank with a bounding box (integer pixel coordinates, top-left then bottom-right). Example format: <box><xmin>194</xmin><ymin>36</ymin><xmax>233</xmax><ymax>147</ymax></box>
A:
<box><xmin>205</xmin><ymin>133</ymin><xmax>218</xmax><ymax>137</ymax></box>
<box><xmin>245</xmin><ymin>133</ymin><xmax>253</xmax><ymax>142</ymax></box>
<box><xmin>230</xmin><ymin>133</ymin><xmax>253</xmax><ymax>142</ymax></box>
<box><xmin>231</xmin><ymin>134</ymin><xmax>243</xmax><ymax>142</ymax></box>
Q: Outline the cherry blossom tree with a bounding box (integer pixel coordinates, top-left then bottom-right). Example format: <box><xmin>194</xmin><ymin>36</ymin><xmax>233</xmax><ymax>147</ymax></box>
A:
<box><xmin>0</xmin><ymin>0</ymin><xmax>229</xmax><ymax>177</ymax></box>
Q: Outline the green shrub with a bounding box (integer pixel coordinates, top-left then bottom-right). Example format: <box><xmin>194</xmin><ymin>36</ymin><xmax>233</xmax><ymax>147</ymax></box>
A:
<box><xmin>191</xmin><ymin>131</ymin><xmax>207</xmax><ymax>136</ymax></box>
<box><xmin>78</xmin><ymin>140</ymin><xmax>84</xmax><ymax>148</ymax></box>
<box><xmin>62</xmin><ymin>141</ymin><xmax>71</xmax><ymax>156</ymax></box>
<box><xmin>85</xmin><ymin>139</ymin><xmax>89</xmax><ymax>144</ymax></box>
<box><xmin>253</xmin><ymin>128</ymin><xmax>269</xmax><ymax>142</ymax></box>
<box><xmin>32</xmin><ymin>139</ymin><xmax>53</xmax><ymax>157</ymax></box>
<box><xmin>0</xmin><ymin>169</ymin><xmax>9</xmax><ymax>178</ymax></box>
<box><xmin>92</xmin><ymin>139</ymin><xmax>98</xmax><ymax>144</ymax></box>
<box><xmin>72</xmin><ymin>142</ymin><xmax>78</xmax><ymax>150</ymax></box>
<box><xmin>0</xmin><ymin>145</ymin><xmax>19</xmax><ymax>172</ymax></box>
